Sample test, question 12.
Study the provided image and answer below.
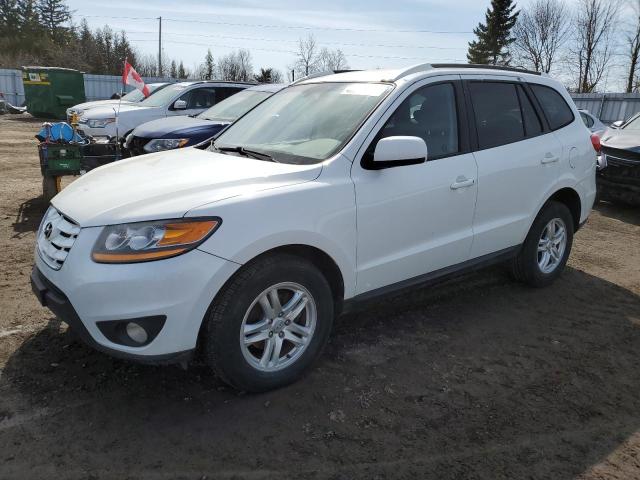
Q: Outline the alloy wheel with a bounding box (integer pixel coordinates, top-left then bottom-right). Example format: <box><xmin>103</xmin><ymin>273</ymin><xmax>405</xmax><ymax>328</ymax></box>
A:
<box><xmin>239</xmin><ymin>282</ymin><xmax>317</xmax><ymax>372</ymax></box>
<box><xmin>537</xmin><ymin>218</ymin><xmax>567</xmax><ymax>274</ymax></box>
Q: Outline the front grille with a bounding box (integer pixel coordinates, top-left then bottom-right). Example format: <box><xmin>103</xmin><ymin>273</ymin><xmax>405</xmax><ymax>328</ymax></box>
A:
<box><xmin>601</xmin><ymin>146</ymin><xmax>640</xmax><ymax>166</ymax></box>
<box><xmin>37</xmin><ymin>207</ymin><xmax>80</xmax><ymax>270</ymax></box>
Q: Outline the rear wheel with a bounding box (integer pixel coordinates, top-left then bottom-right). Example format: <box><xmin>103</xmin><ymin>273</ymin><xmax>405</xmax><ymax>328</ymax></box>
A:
<box><xmin>203</xmin><ymin>253</ymin><xmax>334</xmax><ymax>392</ymax></box>
<box><xmin>511</xmin><ymin>201</ymin><xmax>574</xmax><ymax>287</ymax></box>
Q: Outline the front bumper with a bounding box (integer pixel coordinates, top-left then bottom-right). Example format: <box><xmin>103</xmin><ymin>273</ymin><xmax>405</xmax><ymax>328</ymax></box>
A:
<box><xmin>597</xmin><ymin>154</ymin><xmax>640</xmax><ymax>206</ymax></box>
<box><xmin>77</xmin><ymin>123</ymin><xmax>118</xmax><ymax>139</ymax></box>
<box><xmin>31</xmin><ymin>267</ymin><xmax>192</xmax><ymax>364</ymax></box>
<box><xmin>31</xmin><ymin>226</ymin><xmax>241</xmax><ymax>362</ymax></box>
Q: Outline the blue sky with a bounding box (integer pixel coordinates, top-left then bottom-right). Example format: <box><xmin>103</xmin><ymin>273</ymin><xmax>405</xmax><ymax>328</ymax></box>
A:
<box><xmin>67</xmin><ymin>0</ymin><xmax>543</xmax><ymax>76</ymax></box>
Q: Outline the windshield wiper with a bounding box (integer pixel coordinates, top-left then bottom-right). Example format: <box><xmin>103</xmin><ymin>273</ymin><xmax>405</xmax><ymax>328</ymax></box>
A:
<box><xmin>215</xmin><ymin>145</ymin><xmax>277</xmax><ymax>162</ymax></box>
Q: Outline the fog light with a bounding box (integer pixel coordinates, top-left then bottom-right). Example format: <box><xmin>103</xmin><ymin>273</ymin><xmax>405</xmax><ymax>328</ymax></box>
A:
<box><xmin>126</xmin><ymin>322</ymin><xmax>148</xmax><ymax>344</ymax></box>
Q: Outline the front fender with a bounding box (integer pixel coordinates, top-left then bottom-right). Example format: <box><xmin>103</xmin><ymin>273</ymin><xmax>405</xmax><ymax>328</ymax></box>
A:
<box><xmin>192</xmin><ymin>159</ymin><xmax>358</xmax><ymax>298</ymax></box>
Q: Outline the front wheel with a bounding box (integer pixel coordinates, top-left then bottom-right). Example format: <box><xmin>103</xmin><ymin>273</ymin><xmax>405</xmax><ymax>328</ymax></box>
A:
<box><xmin>202</xmin><ymin>253</ymin><xmax>334</xmax><ymax>392</ymax></box>
<box><xmin>511</xmin><ymin>201</ymin><xmax>574</xmax><ymax>287</ymax></box>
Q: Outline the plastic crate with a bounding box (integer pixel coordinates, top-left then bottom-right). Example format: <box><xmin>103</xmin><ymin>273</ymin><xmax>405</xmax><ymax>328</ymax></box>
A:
<box><xmin>38</xmin><ymin>143</ymin><xmax>82</xmax><ymax>176</ymax></box>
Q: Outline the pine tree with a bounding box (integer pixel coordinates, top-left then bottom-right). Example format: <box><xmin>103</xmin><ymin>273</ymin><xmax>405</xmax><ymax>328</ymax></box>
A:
<box><xmin>467</xmin><ymin>0</ymin><xmax>519</xmax><ymax>65</ymax></box>
<box><xmin>177</xmin><ymin>61</ymin><xmax>187</xmax><ymax>79</ymax></box>
<box><xmin>0</xmin><ymin>0</ymin><xmax>19</xmax><ymax>38</ymax></box>
<box><xmin>204</xmin><ymin>49</ymin><xmax>214</xmax><ymax>79</ymax></box>
<box><xmin>254</xmin><ymin>68</ymin><xmax>273</xmax><ymax>83</ymax></box>
<box><xmin>170</xmin><ymin>60</ymin><xmax>177</xmax><ymax>78</ymax></box>
<box><xmin>36</xmin><ymin>0</ymin><xmax>71</xmax><ymax>43</ymax></box>
<box><xmin>16</xmin><ymin>0</ymin><xmax>43</xmax><ymax>38</ymax></box>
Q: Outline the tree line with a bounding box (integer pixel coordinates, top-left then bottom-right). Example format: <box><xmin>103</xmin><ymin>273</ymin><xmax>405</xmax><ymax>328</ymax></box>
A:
<box><xmin>467</xmin><ymin>0</ymin><xmax>637</xmax><ymax>93</ymax></box>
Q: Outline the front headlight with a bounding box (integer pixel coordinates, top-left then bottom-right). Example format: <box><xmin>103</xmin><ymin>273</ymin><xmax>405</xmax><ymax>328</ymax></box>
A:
<box><xmin>87</xmin><ymin>118</ymin><xmax>116</xmax><ymax>128</ymax></box>
<box><xmin>143</xmin><ymin>138</ymin><xmax>189</xmax><ymax>153</ymax></box>
<box><xmin>92</xmin><ymin>217</ymin><xmax>221</xmax><ymax>263</ymax></box>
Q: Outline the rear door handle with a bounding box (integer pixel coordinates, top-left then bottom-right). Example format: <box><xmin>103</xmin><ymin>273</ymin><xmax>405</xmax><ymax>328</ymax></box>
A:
<box><xmin>450</xmin><ymin>177</ymin><xmax>475</xmax><ymax>190</ymax></box>
<box><xmin>542</xmin><ymin>153</ymin><xmax>560</xmax><ymax>164</ymax></box>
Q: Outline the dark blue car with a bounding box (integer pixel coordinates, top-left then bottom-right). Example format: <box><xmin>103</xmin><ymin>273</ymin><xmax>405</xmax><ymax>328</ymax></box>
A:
<box><xmin>125</xmin><ymin>83</ymin><xmax>286</xmax><ymax>156</ymax></box>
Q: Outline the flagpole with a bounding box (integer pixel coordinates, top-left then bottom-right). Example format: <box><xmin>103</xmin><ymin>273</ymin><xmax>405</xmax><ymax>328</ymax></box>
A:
<box><xmin>115</xmin><ymin>57</ymin><xmax>126</xmax><ymax>160</ymax></box>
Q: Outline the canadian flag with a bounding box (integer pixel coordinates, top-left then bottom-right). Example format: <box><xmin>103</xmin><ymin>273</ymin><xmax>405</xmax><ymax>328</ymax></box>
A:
<box><xmin>122</xmin><ymin>61</ymin><xmax>150</xmax><ymax>97</ymax></box>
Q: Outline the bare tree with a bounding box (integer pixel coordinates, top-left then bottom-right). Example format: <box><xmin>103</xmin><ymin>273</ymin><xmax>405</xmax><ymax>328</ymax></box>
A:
<box><xmin>626</xmin><ymin>0</ymin><xmax>640</xmax><ymax>92</ymax></box>
<box><xmin>135</xmin><ymin>52</ymin><xmax>159</xmax><ymax>77</ymax></box>
<box><xmin>217</xmin><ymin>49</ymin><xmax>253</xmax><ymax>81</ymax></box>
<box><xmin>570</xmin><ymin>0</ymin><xmax>619</xmax><ymax>93</ymax></box>
<box><xmin>512</xmin><ymin>0</ymin><xmax>569</xmax><ymax>73</ymax></box>
<box><xmin>294</xmin><ymin>34</ymin><xmax>319</xmax><ymax>77</ymax></box>
<box><xmin>317</xmin><ymin>48</ymin><xmax>349</xmax><ymax>71</ymax></box>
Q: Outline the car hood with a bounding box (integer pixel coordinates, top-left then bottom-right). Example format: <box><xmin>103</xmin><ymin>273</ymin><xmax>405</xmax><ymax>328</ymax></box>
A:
<box><xmin>69</xmin><ymin>100</ymin><xmax>134</xmax><ymax>112</ymax></box>
<box><xmin>52</xmin><ymin>148</ymin><xmax>321</xmax><ymax>227</ymax></box>
<box><xmin>601</xmin><ymin>129</ymin><xmax>640</xmax><ymax>153</ymax></box>
<box><xmin>133</xmin><ymin>116</ymin><xmax>227</xmax><ymax>138</ymax></box>
<box><xmin>81</xmin><ymin>103</ymin><xmax>153</xmax><ymax>120</ymax></box>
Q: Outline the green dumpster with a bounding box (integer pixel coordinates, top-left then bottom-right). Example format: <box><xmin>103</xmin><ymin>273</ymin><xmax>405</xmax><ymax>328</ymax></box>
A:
<box><xmin>22</xmin><ymin>67</ymin><xmax>86</xmax><ymax>119</ymax></box>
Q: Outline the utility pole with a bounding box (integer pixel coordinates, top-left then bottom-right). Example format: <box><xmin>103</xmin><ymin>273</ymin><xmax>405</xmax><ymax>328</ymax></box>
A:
<box><xmin>158</xmin><ymin>16</ymin><xmax>162</xmax><ymax>77</ymax></box>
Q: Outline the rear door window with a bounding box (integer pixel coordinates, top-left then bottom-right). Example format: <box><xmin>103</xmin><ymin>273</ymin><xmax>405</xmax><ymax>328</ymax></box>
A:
<box><xmin>530</xmin><ymin>84</ymin><xmax>574</xmax><ymax>130</ymax></box>
<box><xmin>469</xmin><ymin>82</ymin><xmax>525</xmax><ymax>149</ymax></box>
<box><xmin>187</xmin><ymin>88</ymin><xmax>216</xmax><ymax>109</ymax></box>
<box><xmin>216</xmin><ymin>87</ymin><xmax>245</xmax><ymax>102</ymax></box>
<box><xmin>517</xmin><ymin>85</ymin><xmax>543</xmax><ymax>137</ymax></box>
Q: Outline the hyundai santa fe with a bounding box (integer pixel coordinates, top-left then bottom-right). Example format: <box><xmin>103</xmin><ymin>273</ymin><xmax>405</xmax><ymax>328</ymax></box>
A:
<box><xmin>31</xmin><ymin>64</ymin><xmax>597</xmax><ymax>392</ymax></box>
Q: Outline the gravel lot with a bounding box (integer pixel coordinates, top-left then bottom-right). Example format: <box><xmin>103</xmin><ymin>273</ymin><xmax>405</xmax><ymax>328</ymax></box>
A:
<box><xmin>1</xmin><ymin>114</ymin><xmax>640</xmax><ymax>479</ymax></box>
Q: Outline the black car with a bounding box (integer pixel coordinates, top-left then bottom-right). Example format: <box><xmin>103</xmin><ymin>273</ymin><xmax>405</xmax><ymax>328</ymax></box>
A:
<box><xmin>125</xmin><ymin>84</ymin><xmax>285</xmax><ymax>156</ymax></box>
<box><xmin>598</xmin><ymin>114</ymin><xmax>640</xmax><ymax>206</ymax></box>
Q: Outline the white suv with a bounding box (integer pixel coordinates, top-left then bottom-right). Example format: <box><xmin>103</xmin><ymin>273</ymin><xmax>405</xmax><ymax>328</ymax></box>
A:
<box><xmin>32</xmin><ymin>64</ymin><xmax>597</xmax><ymax>392</ymax></box>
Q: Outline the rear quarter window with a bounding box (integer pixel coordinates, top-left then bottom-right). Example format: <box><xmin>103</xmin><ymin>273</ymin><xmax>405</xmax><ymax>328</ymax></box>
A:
<box><xmin>530</xmin><ymin>84</ymin><xmax>574</xmax><ymax>131</ymax></box>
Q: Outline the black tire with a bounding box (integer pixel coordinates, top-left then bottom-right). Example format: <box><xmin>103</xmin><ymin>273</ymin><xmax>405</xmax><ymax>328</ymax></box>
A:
<box><xmin>42</xmin><ymin>176</ymin><xmax>59</xmax><ymax>203</ymax></box>
<box><xmin>203</xmin><ymin>253</ymin><xmax>334</xmax><ymax>392</ymax></box>
<box><xmin>511</xmin><ymin>201</ymin><xmax>574</xmax><ymax>288</ymax></box>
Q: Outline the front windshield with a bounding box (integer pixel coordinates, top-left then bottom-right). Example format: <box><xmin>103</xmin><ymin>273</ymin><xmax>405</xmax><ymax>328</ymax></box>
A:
<box><xmin>121</xmin><ymin>84</ymin><xmax>164</xmax><ymax>102</ymax></box>
<box><xmin>121</xmin><ymin>89</ymin><xmax>144</xmax><ymax>102</ymax></box>
<box><xmin>199</xmin><ymin>90</ymin><xmax>272</xmax><ymax>122</ymax></box>
<box><xmin>139</xmin><ymin>84</ymin><xmax>188</xmax><ymax>107</ymax></box>
<box><xmin>214</xmin><ymin>82</ymin><xmax>392</xmax><ymax>164</ymax></box>
<box><xmin>623</xmin><ymin>114</ymin><xmax>640</xmax><ymax>130</ymax></box>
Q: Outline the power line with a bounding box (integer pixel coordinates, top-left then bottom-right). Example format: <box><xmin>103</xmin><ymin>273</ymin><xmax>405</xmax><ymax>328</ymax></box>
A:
<box><xmin>127</xmin><ymin>38</ymin><xmax>467</xmax><ymax>61</ymax></box>
<box><xmin>78</xmin><ymin>14</ymin><xmax>473</xmax><ymax>34</ymax></box>
<box><xmin>123</xmin><ymin>29</ymin><xmax>468</xmax><ymax>51</ymax></box>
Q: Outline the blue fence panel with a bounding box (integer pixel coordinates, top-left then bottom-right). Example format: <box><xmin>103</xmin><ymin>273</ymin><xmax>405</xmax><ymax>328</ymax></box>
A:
<box><xmin>0</xmin><ymin>69</ymin><xmax>25</xmax><ymax>106</ymax></box>
<box><xmin>571</xmin><ymin>93</ymin><xmax>640</xmax><ymax>125</ymax></box>
<box><xmin>83</xmin><ymin>74</ymin><xmax>178</xmax><ymax>101</ymax></box>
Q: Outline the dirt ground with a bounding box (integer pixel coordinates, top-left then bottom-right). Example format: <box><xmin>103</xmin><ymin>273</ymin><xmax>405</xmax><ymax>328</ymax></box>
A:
<box><xmin>1</xmin><ymin>114</ymin><xmax>640</xmax><ymax>480</ymax></box>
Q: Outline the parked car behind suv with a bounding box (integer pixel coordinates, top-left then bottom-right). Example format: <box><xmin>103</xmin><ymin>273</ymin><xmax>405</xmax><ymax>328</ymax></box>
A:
<box><xmin>76</xmin><ymin>81</ymin><xmax>253</xmax><ymax>140</ymax></box>
<box><xmin>578</xmin><ymin>109</ymin><xmax>607</xmax><ymax>137</ymax></box>
<box><xmin>65</xmin><ymin>83</ymin><xmax>169</xmax><ymax>123</ymax></box>
<box><xmin>125</xmin><ymin>83</ymin><xmax>286</xmax><ymax>156</ymax></box>
<box><xmin>598</xmin><ymin>113</ymin><xmax>640</xmax><ymax>206</ymax></box>
<box><xmin>32</xmin><ymin>64</ymin><xmax>596</xmax><ymax>392</ymax></box>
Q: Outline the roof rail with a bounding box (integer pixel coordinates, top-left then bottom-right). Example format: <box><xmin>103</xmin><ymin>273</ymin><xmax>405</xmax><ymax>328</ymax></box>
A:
<box><xmin>291</xmin><ymin>69</ymin><xmax>363</xmax><ymax>85</ymax></box>
<box><xmin>430</xmin><ymin>63</ymin><xmax>542</xmax><ymax>76</ymax></box>
<box><xmin>391</xmin><ymin>63</ymin><xmax>434</xmax><ymax>81</ymax></box>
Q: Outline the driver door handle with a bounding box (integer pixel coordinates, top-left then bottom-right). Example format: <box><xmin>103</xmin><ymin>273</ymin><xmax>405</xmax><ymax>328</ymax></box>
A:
<box><xmin>450</xmin><ymin>176</ymin><xmax>475</xmax><ymax>190</ymax></box>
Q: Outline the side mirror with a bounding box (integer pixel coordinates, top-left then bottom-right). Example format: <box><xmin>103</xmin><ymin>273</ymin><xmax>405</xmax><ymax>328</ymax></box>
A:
<box><xmin>173</xmin><ymin>99</ymin><xmax>187</xmax><ymax>110</ymax></box>
<box><xmin>611</xmin><ymin>120</ymin><xmax>624</xmax><ymax>129</ymax></box>
<box><xmin>370</xmin><ymin>136</ymin><xmax>428</xmax><ymax>169</ymax></box>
